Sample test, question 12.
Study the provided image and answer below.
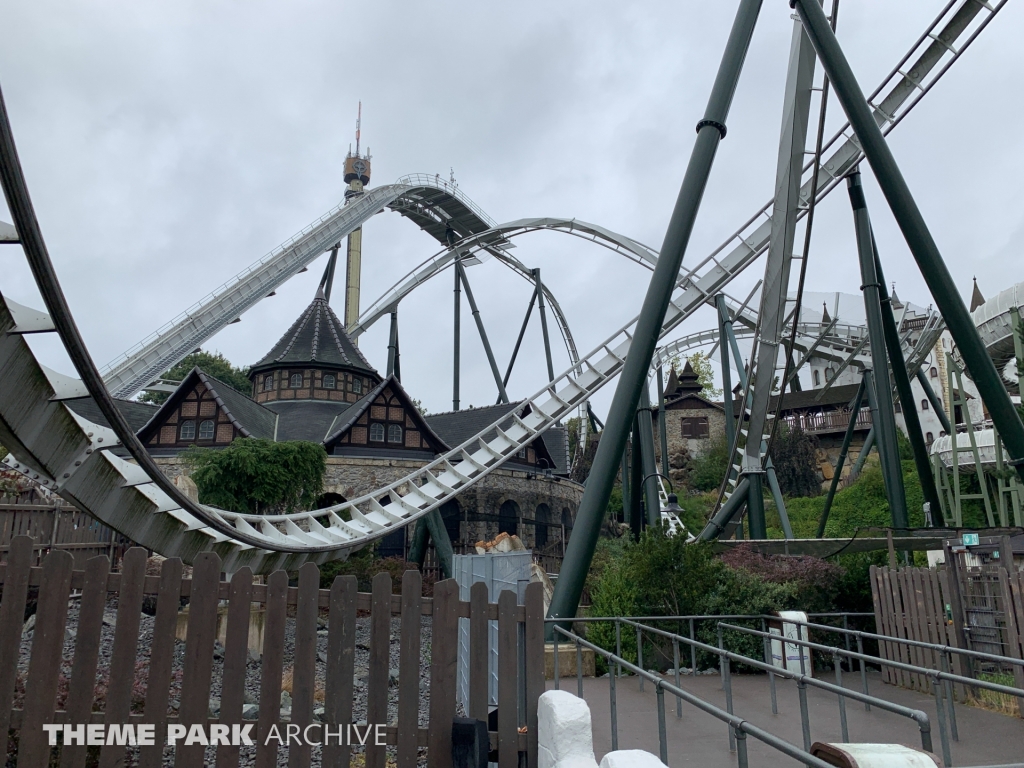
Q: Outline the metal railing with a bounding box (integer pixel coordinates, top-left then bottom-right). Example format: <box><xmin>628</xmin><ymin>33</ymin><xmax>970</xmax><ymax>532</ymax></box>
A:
<box><xmin>717</xmin><ymin>621</ymin><xmax>1024</xmax><ymax>767</ymax></box>
<box><xmin>549</xmin><ymin>624</ymin><xmax>835</xmax><ymax>768</ymax></box>
<box><xmin>612</xmin><ymin>619</ymin><xmax>934</xmax><ymax>755</ymax></box>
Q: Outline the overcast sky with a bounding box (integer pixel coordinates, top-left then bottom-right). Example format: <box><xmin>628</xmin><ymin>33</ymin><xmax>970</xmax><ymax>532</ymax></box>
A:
<box><xmin>2</xmin><ymin>1</ymin><xmax>1022</xmax><ymax>418</ymax></box>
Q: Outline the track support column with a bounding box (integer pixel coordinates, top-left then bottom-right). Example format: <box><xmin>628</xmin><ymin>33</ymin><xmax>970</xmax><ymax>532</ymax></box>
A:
<box><xmin>848</xmin><ymin>172</ymin><xmax>907</xmax><ymax>529</ymax></box>
<box><xmin>548</xmin><ymin>0</ymin><xmax>763</xmax><ymax>630</ymax></box>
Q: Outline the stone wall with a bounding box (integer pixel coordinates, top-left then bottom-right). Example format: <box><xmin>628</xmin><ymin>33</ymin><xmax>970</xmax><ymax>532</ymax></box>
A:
<box><xmin>653</xmin><ymin>405</ymin><xmax>726</xmax><ymax>463</ymax></box>
<box><xmin>152</xmin><ymin>455</ymin><xmax>584</xmax><ymax>552</ymax></box>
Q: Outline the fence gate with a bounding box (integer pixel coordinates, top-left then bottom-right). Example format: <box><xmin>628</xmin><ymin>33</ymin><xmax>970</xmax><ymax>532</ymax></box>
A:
<box><xmin>0</xmin><ymin>535</ymin><xmax>546</xmax><ymax>768</ymax></box>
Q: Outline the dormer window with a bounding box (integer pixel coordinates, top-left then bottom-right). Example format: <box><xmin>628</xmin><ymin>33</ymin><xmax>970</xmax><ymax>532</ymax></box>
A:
<box><xmin>180</xmin><ymin>421</ymin><xmax>196</xmax><ymax>440</ymax></box>
<box><xmin>199</xmin><ymin>420</ymin><xmax>215</xmax><ymax>440</ymax></box>
<box><xmin>323</xmin><ymin>374</ymin><xmax>336</xmax><ymax>389</ymax></box>
<box><xmin>369</xmin><ymin>423</ymin><xmax>385</xmax><ymax>442</ymax></box>
<box><xmin>263</xmin><ymin>375</ymin><xmax>274</xmax><ymax>392</ymax></box>
<box><xmin>388</xmin><ymin>424</ymin><xmax>403</xmax><ymax>444</ymax></box>
<box><xmin>290</xmin><ymin>373</ymin><xmax>303</xmax><ymax>388</ymax></box>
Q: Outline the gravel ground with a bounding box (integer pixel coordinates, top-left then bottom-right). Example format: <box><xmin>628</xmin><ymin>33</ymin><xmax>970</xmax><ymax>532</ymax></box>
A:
<box><xmin>15</xmin><ymin>594</ymin><xmax>437</xmax><ymax>768</ymax></box>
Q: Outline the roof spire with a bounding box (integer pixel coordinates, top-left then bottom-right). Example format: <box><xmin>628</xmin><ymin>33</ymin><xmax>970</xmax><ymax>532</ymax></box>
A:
<box><xmin>970</xmin><ymin>276</ymin><xmax>985</xmax><ymax>312</ymax></box>
<box><xmin>822</xmin><ymin>301</ymin><xmax>832</xmax><ymax>324</ymax></box>
<box><xmin>355</xmin><ymin>101</ymin><xmax>361</xmax><ymax>157</ymax></box>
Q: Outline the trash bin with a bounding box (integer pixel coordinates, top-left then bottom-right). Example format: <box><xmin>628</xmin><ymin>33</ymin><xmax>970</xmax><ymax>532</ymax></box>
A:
<box><xmin>768</xmin><ymin>610</ymin><xmax>813</xmax><ymax>676</ymax></box>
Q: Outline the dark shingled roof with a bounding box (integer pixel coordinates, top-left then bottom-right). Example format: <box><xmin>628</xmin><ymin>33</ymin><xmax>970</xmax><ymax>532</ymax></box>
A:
<box><xmin>540</xmin><ymin>426</ymin><xmax>569</xmax><ymax>475</ymax></box>
<box><xmin>265</xmin><ymin>400</ymin><xmax>358</xmax><ymax>443</ymax></box>
<box><xmin>64</xmin><ymin>397</ymin><xmax>159</xmax><ymax>433</ymax></box>
<box><xmin>250</xmin><ymin>288</ymin><xmax>377</xmax><ymax>376</ymax></box>
<box><xmin>425</xmin><ymin>401</ymin><xmax>562</xmax><ymax>472</ymax></box>
<box><xmin>196</xmin><ymin>371</ymin><xmax>278</xmax><ymax>440</ymax></box>
<box><xmin>424</xmin><ymin>401</ymin><xmax>524</xmax><ymax>448</ymax></box>
<box><xmin>732</xmin><ymin>382</ymin><xmax>865</xmax><ymax>417</ymax></box>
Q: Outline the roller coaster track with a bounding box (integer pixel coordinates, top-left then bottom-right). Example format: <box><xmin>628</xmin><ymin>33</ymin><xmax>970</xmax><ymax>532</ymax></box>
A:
<box><xmin>0</xmin><ymin>0</ymin><xmax>1003</xmax><ymax>569</ymax></box>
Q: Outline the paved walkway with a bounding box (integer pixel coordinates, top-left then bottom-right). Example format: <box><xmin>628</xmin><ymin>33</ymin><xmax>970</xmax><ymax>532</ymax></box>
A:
<box><xmin>548</xmin><ymin>670</ymin><xmax>1024</xmax><ymax>767</ymax></box>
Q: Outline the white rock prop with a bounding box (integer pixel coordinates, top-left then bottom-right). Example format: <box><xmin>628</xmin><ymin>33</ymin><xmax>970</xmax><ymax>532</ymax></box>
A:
<box><xmin>537</xmin><ymin>691</ymin><xmax>598</xmax><ymax>768</ymax></box>
<box><xmin>599</xmin><ymin>750</ymin><xmax>667</xmax><ymax>768</ymax></box>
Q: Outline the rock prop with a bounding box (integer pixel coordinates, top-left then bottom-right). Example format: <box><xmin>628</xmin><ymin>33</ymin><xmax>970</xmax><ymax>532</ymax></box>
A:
<box><xmin>474</xmin><ymin>532</ymin><xmax>526</xmax><ymax>554</ymax></box>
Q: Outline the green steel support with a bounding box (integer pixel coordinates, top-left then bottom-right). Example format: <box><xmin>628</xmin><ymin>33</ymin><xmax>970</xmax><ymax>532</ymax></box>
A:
<box><xmin>408</xmin><ymin>507</ymin><xmax>454</xmax><ymax>579</ymax></box>
<box><xmin>501</xmin><ymin>281</ymin><xmax>538</xmax><ymax>395</ymax></box>
<box><xmin>535</xmin><ymin>268</ymin><xmax>556</xmax><ymax>384</ymax></box>
<box><xmin>698</xmin><ymin>478</ymin><xmax>751</xmax><ymax>541</ymax></box>
<box><xmin>848</xmin><ymin>173</ymin><xmax>908</xmax><ymax>529</ymax></box>
<box><xmin>864</xmin><ymin>364</ymin><xmax>908</xmax><ymax>528</ymax></box>
<box><xmin>423</xmin><ymin>507</ymin><xmax>454</xmax><ymax>580</ymax></box>
<box><xmin>321</xmin><ymin>244</ymin><xmax>341</xmax><ymax>304</ymax></box>
<box><xmin>387</xmin><ymin>307</ymin><xmax>400</xmax><ymax>379</ymax></box>
<box><xmin>817</xmin><ymin>376</ymin><xmax>867</xmax><ymax>537</ymax></box>
<box><xmin>547</xmin><ymin>0</ymin><xmax>763</xmax><ymax>627</ymax></box>
<box><xmin>852</xmin><ymin>425</ymin><xmax>875</xmax><ymax>479</ymax></box>
<box><xmin>620</xmin><ymin>446</ymin><xmax>631</xmax><ymax>526</ymax></box>
<box><xmin>765</xmin><ymin>465</ymin><xmax>794</xmax><ymax>539</ymax></box>
<box><xmin>408</xmin><ymin>517</ymin><xmax>429</xmax><ymax>565</ymax></box>
<box><xmin>794</xmin><ymin>0</ymin><xmax>1024</xmax><ymax>485</ymax></box>
<box><xmin>657</xmin><ymin>365</ymin><xmax>670</xmax><ymax>480</ymax></box>
<box><xmin>456</xmin><ymin>259</ymin><xmax>510</xmax><ymax>405</ymax></box>
<box><xmin>916</xmin><ymin>368</ymin><xmax>951</xmax><ymax>435</ymax></box>
<box><xmin>747</xmin><ymin>471</ymin><xmax>767</xmax><ymax>539</ymax></box>
<box><xmin>717</xmin><ymin>295</ymin><xmax>736</xmax><ymax>453</ymax></box>
<box><xmin>872</xmin><ymin>242</ymin><xmax>940</xmax><ymax>515</ymax></box>
<box><xmin>638</xmin><ymin>386</ymin><xmax>662</xmax><ymax>527</ymax></box>
<box><xmin>630</xmin><ymin>418</ymin><xmax>645</xmax><ymax>541</ymax></box>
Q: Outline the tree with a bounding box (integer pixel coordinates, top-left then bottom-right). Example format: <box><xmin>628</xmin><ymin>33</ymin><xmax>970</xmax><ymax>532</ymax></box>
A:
<box><xmin>183</xmin><ymin>438</ymin><xmax>327</xmax><ymax>514</ymax></box>
<box><xmin>768</xmin><ymin>424</ymin><xmax>821</xmax><ymax>497</ymax></box>
<box><xmin>139</xmin><ymin>351</ymin><xmax>251</xmax><ymax>405</ymax></box>
<box><xmin>668</xmin><ymin>351</ymin><xmax>722</xmax><ymax>399</ymax></box>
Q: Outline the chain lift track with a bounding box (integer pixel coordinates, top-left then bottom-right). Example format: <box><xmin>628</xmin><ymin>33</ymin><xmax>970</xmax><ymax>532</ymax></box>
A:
<box><xmin>0</xmin><ymin>0</ymin><xmax>1004</xmax><ymax>570</ymax></box>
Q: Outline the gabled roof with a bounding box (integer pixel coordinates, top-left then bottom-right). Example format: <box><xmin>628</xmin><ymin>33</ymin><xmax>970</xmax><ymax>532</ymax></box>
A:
<box><xmin>660</xmin><ymin>392</ymin><xmax>725</xmax><ymax>413</ymax></box>
<box><xmin>251</xmin><ymin>288</ymin><xmax>377</xmax><ymax>376</ymax></box>
<box><xmin>137</xmin><ymin>368</ymin><xmax>277</xmax><ymax>442</ymax></box>
<box><xmin>323</xmin><ymin>375</ymin><xmax>450</xmax><ymax>451</ymax></box>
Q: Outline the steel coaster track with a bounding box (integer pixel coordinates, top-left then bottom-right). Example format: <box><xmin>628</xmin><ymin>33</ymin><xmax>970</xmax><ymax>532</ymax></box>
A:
<box><xmin>0</xmin><ymin>0</ymin><xmax>1002</xmax><ymax>569</ymax></box>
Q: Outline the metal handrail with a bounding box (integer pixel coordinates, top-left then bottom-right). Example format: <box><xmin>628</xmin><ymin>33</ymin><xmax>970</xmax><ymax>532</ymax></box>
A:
<box><xmin>717</xmin><ymin>622</ymin><xmax>1024</xmax><ymax>698</ymax></box>
<box><xmin>616</xmin><ymin>618</ymin><xmax>933</xmax><ymax>755</ymax></box>
<box><xmin>550</xmin><ymin>625</ymin><xmax>834</xmax><ymax>768</ymax></box>
<box><xmin>779</xmin><ymin>616</ymin><xmax>1024</xmax><ymax>670</ymax></box>
<box><xmin>718</xmin><ymin>621</ymin><xmax>1024</xmax><ymax>767</ymax></box>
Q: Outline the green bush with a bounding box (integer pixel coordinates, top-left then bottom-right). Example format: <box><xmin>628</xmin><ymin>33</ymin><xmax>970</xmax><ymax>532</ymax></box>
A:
<box><xmin>183</xmin><ymin>438</ymin><xmax>327</xmax><ymax>514</ymax></box>
<box><xmin>687</xmin><ymin>437</ymin><xmax>731</xmax><ymax>492</ymax></box>
<box><xmin>586</xmin><ymin>527</ymin><xmax>849</xmax><ymax>671</ymax></box>
<box><xmin>768</xmin><ymin>424</ymin><xmax>821</xmax><ymax>497</ymax></box>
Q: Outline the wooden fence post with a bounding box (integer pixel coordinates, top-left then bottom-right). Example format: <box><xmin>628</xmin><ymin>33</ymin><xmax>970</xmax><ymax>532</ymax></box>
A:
<box><xmin>366</xmin><ymin>572</ymin><xmax>393</xmax><ymax>768</ymax></box>
<box><xmin>427</xmin><ymin>579</ymin><xmax>459</xmax><ymax>768</ymax></box>
<box><xmin>19</xmin><ymin>548</ymin><xmax>74</xmax><ymax>768</ymax></box>
<box><xmin>256</xmin><ymin>570</ymin><xmax>289</xmax><ymax>768</ymax></box>
<box><xmin>497</xmin><ymin>590</ymin><xmax>518</xmax><ymax>768</ymax></box>
<box><xmin>397</xmin><ymin>569</ymin><xmax>423</xmax><ymax>768</ymax></box>
<box><xmin>524</xmin><ymin>582</ymin><xmax>545</xmax><ymax>768</ymax></box>
<box><xmin>0</xmin><ymin>536</ymin><xmax>35</xmax><ymax>758</ymax></box>
<box><xmin>323</xmin><ymin>575</ymin><xmax>357</xmax><ymax>768</ymax></box>
<box><xmin>289</xmin><ymin>562</ymin><xmax>321</xmax><ymax>768</ymax></box>
<box><xmin>216</xmin><ymin>567</ymin><xmax>253</xmax><ymax>768</ymax></box>
<box><xmin>62</xmin><ymin>555</ymin><xmax>112</xmax><ymax>768</ymax></box>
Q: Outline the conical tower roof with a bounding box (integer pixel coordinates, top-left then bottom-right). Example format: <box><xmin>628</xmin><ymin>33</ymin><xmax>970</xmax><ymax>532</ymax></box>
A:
<box><xmin>970</xmin><ymin>277</ymin><xmax>986</xmax><ymax>312</ymax></box>
<box><xmin>251</xmin><ymin>288</ymin><xmax>378</xmax><ymax>375</ymax></box>
<box><xmin>822</xmin><ymin>301</ymin><xmax>832</xmax><ymax>324</ymax></box>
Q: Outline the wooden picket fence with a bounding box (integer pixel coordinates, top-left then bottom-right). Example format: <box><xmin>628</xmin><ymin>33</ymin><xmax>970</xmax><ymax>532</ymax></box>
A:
<box><xmin>0</xmin><ymin>535</ymin><xmax>546</xmax><ymax>768</ymax></box>
<box><xmin>870</xmin><ymin>563</ymin><xmax>1024</xmax><ymax>709</ymax></box>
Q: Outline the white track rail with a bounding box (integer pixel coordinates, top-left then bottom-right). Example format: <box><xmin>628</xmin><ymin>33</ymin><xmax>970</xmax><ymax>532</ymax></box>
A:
<box><xmin>0</xmin><ymin>0</ymin><xmax>1001</xmax><ymax>569</ymax></box>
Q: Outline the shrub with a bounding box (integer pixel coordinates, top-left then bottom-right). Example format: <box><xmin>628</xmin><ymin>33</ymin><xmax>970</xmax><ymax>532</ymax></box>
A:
<box><xmin>768</xmin><ymin>424</ymin><xmax>821</xmax><ymax>497</ymax></box>
<box><xmin>318</xmin><ymin>552</ymin><xmax>434</xmax><ymax>595</ymax></box>
<box><xmin>184</xmin><ymin>438</ymin><xmax>327</xmax><ymax>514</ymax></box>
<box><xmin>687</xmin><ymin>437</ymin><xmax>731</xmax><ymax>492</ymax></box>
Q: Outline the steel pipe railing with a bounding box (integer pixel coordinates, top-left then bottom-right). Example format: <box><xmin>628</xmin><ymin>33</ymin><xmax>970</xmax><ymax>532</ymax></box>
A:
<box><xmin>549</xmin><ymin>625</ymin><xmax>834</xmax><ymax>768</ymax></box>
<box><xmin>718</xmin><ymin>622</ymin><xmax>1024</xmax><ymax>767</ymax></box>
<box><xmin>618</xmin><ymin>619</ymin><xmax>934</xmax><ymax>756</ymax></box>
